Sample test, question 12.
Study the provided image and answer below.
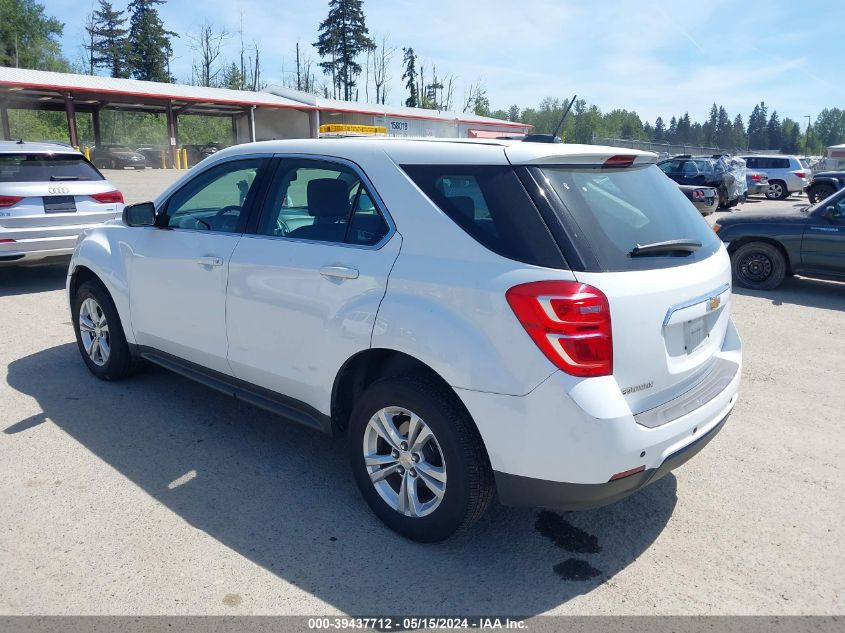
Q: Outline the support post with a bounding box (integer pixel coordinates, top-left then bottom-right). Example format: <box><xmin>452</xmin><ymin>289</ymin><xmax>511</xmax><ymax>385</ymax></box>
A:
<box><xmin>248</xmin><ymin>105</ymin><xmax>256</xmax><ymax>142</ymax></box>
<box><xmin>1</xmin><ymin>103</ymin><xmax>10</xmax><ymax>140</ymax></box>
<box><xmin>92</xmin><ymin>108</ymin><xmax>102</xmax><ymax>146</ymax></box>
<box><xmin>231</xmin><ymin>114</ymin><xmax>239</xmax><ymax>144</ymax></box>
<box><xmin>308</xmin><ymin>109</ymin><xmax>320</xmax><ymax>139</ymax></box>
<box><xmin>166</xmin><ymin>101</ymin><xmax>178</xmax><ymax>169</ymax></box>
<box><xmin>64</xmin><ymin>93</ymin><xmax>78</xmax><ymax>148</ymax></box>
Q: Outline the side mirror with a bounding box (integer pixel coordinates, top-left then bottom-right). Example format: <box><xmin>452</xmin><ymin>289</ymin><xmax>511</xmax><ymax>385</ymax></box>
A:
<box><xmin>122</xmin><ymin>201</ymin><xmax>157</xmax><ymax>227</ymax></box>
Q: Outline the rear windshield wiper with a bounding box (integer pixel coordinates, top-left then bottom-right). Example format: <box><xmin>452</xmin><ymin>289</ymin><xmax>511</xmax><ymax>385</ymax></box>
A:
<box><xmin>629</xmin><ymin>239</ymin><xmax>702</xmax><ymax>257</ymax></box>
<box><xmin>50</xmin><ymin>175</ymin><xmax>80</xmax><ymax>181</ymax></box>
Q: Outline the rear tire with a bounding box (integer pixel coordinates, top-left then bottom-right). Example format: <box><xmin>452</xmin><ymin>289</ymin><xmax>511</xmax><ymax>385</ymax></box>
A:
<box><xmin>766</xmin><ymin>180</ymin><xmax>788</xmax><ymax>200</ymax></box>
<box><xmin>731</xmin><ymin>242</ymin><xmax>787</xmax><ymax>290</ymax></box>
<box><xmin>348</xmin><ymin>375</ymin><xmax>493</xmax><ymax>542</ymax></box>
<box><xmin>72</xmin><ymin>280</ymin><xmax>135</xmax><ymax>380</ymax></box>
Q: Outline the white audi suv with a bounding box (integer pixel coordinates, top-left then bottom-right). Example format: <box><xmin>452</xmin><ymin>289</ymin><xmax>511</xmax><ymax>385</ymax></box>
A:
<box><xmin>67</xmin><ymin>138</ymin><xmax>742</xmax><ymax>542</ymax></box>
<box><xmin>0</xmin><ymin>141</ymin><xmax>124</xmax><ymax>265</ymax></box>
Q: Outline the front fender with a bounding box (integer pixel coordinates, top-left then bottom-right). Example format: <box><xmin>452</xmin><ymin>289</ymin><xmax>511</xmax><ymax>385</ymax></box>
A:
<box><xmin>68</xmin><ymin>226</ymin><xmax>136</xmax><ymax>344</ymax></box>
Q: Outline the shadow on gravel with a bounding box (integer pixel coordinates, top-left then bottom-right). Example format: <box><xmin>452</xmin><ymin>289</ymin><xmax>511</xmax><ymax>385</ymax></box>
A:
<box><xmin>0</xmin><ymin>262</ymin><xmax>68</xmax><ymax>297</ymax></box>
<box><xmin>733</xmin><ymin>276</ymin><xmax>845</xmax><ymax>312</ymax></box>
<box><xmin>7</xmin><ymin>343</ymin><xmax>678</xmax><ymax>615</ymax></box>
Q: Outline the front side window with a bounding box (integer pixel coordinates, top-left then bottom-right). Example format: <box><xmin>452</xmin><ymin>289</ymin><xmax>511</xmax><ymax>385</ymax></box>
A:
<box><xmin>257</xmin><ymin>159</ymin><xmax>389</xmax><ymax>246</ymax></box>
<box><xmin>164</xmin><ymin>158</ymin><xmax>264</xmax><ymax>233</ymax></box>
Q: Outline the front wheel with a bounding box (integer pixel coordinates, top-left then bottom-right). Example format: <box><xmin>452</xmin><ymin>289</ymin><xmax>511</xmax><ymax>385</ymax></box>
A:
<box><xmin>731</xmin><ymin>242</ymin><xmax>787</xmax><ymax>290</ymax></box>
<box><xmin>72</xmin><ymin>280</ymin><xmax>135</xmax><ymax>380</ymax></box>
<box><xmin>348</xmin><ymin>376</ymin><xmax>493</xmax><ymax>542</ymax></box>
<box><xmin>809</xmin><ymin>184</ymin><xmax>835</xmax><ymax>204</ymax></box>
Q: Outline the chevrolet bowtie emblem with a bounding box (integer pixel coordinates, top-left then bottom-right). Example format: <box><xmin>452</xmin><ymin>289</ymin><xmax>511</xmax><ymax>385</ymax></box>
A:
<box><xmin>708</xmin><ymin>295</ymin><xmax>721</xmax><ymax>311</ymax></box>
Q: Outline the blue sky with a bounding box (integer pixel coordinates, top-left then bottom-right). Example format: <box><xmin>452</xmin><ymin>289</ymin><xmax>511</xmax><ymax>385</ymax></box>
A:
<box><xmin>46</xmin><ymin>0</ymin><xmax>843</xmax><ymax>127</ymax></box>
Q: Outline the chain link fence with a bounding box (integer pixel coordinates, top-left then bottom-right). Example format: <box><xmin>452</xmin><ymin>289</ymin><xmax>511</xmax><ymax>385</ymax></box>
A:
<box><xmin>591</xmin><ymin>136</ymin><xmax>734</xmax><ymax>157</ymax></box>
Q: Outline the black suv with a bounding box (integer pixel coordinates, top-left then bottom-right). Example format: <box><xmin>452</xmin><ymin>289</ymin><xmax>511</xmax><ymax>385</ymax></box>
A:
<box><xmin>805</xmin><ymin>171</ymin><xmax>845</xmax><ymax>204</ymax></box>
<box><xmin>658</xmin><ymin>156</ymin><xmax>738</xmax><ymax>209</ymax></box>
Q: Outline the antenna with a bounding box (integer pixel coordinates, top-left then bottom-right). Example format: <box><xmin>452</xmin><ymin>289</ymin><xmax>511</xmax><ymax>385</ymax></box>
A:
<box><xmin>552</xmin><ymin>94</ymin><xmax>577</xmax><ymax>139</ymax></box>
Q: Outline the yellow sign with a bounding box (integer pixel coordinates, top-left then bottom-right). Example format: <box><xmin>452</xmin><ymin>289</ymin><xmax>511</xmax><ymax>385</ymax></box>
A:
<box><xmin>319</xmin><ymin>124</ymin><xmax>387</xmax><ymax>136</ymax></box>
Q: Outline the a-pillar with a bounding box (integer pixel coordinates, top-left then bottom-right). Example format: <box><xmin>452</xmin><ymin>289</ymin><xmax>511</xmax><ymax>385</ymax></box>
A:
<box><xmin>64</xmin><ymin>93</ymin><xmax>78</xmax><ymax>148</ymax></box>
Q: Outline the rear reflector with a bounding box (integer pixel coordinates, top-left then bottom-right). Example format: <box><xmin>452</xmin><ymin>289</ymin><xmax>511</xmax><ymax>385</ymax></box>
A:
<box><xmin>506</xmin><ymin>280</ymin><xmax>613</xmax><ymax>377</ymax></box>
<box><xmin>609</xmin><ymin>465</ymin><xmax>645</xmax><ymax>481</ymax></box>
<box><xmin>0</xmin><ymin>196</ymin><xmax>23</xmax><ymax>208</ymax></box>
<box><xmin>89</xmin><ymin>190</ymin><xmax>124</xmax><ymax>204</ymax></box>
<box><xmin>603</xmin><ymin>155</ymin><xmax>636</xmax><ymax>168</ymax></box>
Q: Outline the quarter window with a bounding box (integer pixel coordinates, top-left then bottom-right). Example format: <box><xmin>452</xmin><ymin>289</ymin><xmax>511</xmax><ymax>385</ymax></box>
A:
<box><xmin>164</xmin><ymin>159</ymin><xmax>265</xmax><ymax>232</ymax></box>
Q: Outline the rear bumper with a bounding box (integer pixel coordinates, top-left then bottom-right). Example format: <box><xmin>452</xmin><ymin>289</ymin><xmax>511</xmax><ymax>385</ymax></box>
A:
<box><xmin>494</xmin><ymin>411</ymin><xmax>729</xmax><ymax>509</ymax></box>
<box><xmin>0</xmin><ymin>236</ymin><xmax>77</xmax><ymax>265</ymax></box>
<box><xmin>457</xmin><ymin>318</ymin><xmax>742</xmax><ymax>510</ymax></box>
<box><xmin>747</xmin><ymin>183</ymin><xmax>768</xmax><ymax>195</ymax></box>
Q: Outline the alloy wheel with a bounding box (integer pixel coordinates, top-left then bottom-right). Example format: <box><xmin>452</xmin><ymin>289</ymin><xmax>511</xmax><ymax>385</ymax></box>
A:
<box><xmin>362</xmin><ymin>406</ymin><xmax>447</xmax><ymax>518</ymax></box>
<box><xmin>78</xmin><ymin>297</ymin><xmax>110</xmax><ymax>366</ymax></box>
<box><xmin>767</xmin><ymin>183</ymin><xmax>783</xmax><ymax>199</ymax></box>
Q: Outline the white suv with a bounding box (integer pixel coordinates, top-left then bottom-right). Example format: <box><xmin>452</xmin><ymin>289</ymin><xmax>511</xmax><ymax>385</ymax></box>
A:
<box><xmin>67</xmin><ymin>139</ymin><xmax>742</xmax><ymax>542</ymax></box>
<box><xmin>740</xmin><ymin>154</ymin><xmax>810</xmax><ymax>200</ymax></box>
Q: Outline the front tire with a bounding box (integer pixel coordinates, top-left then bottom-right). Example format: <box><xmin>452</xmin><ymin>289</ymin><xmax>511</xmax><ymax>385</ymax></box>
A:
<box><xmin>348</xmin><ymin>376</ymin><xmax>493</xmax><ymax>542</ymax></box>
<box><xmin>72</xmin><ymin>280</ymin><xmax>135</xmax><ymax>380</ymax></box>
<box><xmin>810</xmin><ymin>184</ymin><xmax>835</xmax><ymax>204</ymax></box>
<box><xmin>731</xmin><ymin>242</ymin><xmax>787</xmax><ymax>290</ymax></box>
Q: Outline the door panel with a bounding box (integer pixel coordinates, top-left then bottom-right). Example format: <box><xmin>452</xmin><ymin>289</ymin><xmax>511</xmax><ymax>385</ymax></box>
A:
<box><xmin>802</xmin><ymin>201</ymin><xmax>845</xmax><ymax>275</ymax></box>
<box><xmin>126</xmin><ymin>157</ymin><xmax>270</xmax><ymax>374</ymax></box>
<box><xmin>226</xmin><ymin>234</ymin><xmax>401</xmax><ymax>413</ymax></box>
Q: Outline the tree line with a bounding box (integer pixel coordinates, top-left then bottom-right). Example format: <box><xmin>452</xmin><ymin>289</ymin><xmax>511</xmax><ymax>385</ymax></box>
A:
<box><xmin>2</xmin><ymin>0</ymin><xmax>844</xmax><ymax>154</ymax></box>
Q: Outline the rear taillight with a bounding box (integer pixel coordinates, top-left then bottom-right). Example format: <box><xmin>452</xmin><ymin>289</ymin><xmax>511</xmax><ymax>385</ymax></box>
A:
<box><xmin>0</xmin><ymin>196</ymin><xmax>23</xmax><ymax>208</ymax></box>
<box><xmin>794</xmin><ymin>171</ymin><xmax>806</xmax><ymax>178</ymax></box>
<box><xmin>89</xmin><ymin>190</ymin><xmax>124</xmax><ymax>204</ymax></box>
<box><xmin>751</xmin><ymin>174</ymin><xmax>762</xmax><ymax>181</ymax></box>
<box><xmin>0</xmin><ymin>238</ymin><xmax>15</xmax><ymax>243</ymax></box>
<box><xmin>692</xmin><ymin>189</ymin><xmax>704</xmax><ymax>199</ymax></box>
<box><xmin>506</xmin><ymin>280</ymin><xmax>613</xmax><ymax>378</ymax></box>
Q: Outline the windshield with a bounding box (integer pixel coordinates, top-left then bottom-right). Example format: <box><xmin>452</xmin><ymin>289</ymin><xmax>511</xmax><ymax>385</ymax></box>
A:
<box><xmin>538</xmin><ymin>164</ymin><xmax>721</xmax><ymax>271</ymax></box>
<box><xmin>0</xmin><ymin>153</ymin><xmax>103</xmax><ymax>182</ymax></box>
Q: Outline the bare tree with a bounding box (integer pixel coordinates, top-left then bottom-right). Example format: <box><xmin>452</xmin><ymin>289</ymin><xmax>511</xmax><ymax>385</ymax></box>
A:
<box><xmin>371</xmin><ymin>34</ymin><xmax>394</xmax><ymax>105</ymax></box>
<box><xmin>188</xmin><ymin>20</ymin><xmax>230</xmax><ymax>87</ymax></box>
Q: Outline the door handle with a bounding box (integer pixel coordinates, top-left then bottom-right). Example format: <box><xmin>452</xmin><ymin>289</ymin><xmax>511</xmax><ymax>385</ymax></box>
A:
<box><xmin>319</xmin><ymin>265</ymin><xmax>359</xmax><ymax>280</ymax></box>
<box><xmin>196</xmin><ymin>256</ymin><xmax>224</xmax><ymax>267</ymax></box>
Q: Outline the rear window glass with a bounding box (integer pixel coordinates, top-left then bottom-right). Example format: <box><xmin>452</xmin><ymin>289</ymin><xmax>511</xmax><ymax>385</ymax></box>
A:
<box><xmin>401</xmin><ymin>164</ymin><xmax>565</xmax><ymax>268</ymax></box>
<box><xmin>0</xmin><ymin>153</ymin><xmax>103</xmax><ymax>182</ymax></box>
<box><xmin>538</xmin><ymin>164</ymin><xmax>721</xmax><ymax>271</ymax></box>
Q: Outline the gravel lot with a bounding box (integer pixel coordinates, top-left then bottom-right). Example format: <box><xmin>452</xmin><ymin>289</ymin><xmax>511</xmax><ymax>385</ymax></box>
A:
<box><xmin>0</xmin><ymin>170</ymin><xmax>843</xmax><ymax>615</ymax></box>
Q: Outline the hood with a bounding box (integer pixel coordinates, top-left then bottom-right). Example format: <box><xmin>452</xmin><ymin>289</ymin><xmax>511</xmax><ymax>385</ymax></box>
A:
<box><xmin>717</xmin><ymin>206</ymin><xmax>810</xmax><ymax>226</ymax></box>
<box><xmin>813</xmin><ymin>171</ymin><xmax>845</xmax><ymax>179</ymax></box>
<box><xmin>113</xmin><ymin>151</ymin><xmax>143</xmax><ymax>159</ymax></box>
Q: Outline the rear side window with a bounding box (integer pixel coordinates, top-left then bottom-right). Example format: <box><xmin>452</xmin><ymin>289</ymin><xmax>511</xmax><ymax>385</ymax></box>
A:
<box><xmin>401</xmin><ymin>164</ymin><xmax>565</xmax><ymax>268</ymax></box>
<box><xmin>0</xmin><ymin>153</ymin><xmax>103</xmax><ymax>182</ymax></box>
<box><xmin>537</xmin><ymin>164</ymin><xmax>721</xmax><ymax>271</ymax></box>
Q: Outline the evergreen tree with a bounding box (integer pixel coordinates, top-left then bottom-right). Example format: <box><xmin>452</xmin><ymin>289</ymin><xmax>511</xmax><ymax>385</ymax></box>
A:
<box><xmin>668</xmin><ymin>116</ymin><xmax>677</xmax><ymax>141</ymax></box>
<box><xmin>314</xmin><ymin>0</ymin><xmax>375</xmax><ymax>100</ymax></box>
<box><xmin>653</xmin><ymin>116</ymin><xmax>665</xmax><ymax>142</ymax></box>
<box><xmin>715</xmin><ymin>106</ymin><xmax>732</xmax><ymax>148</ymax></box>
<box><xmin>767</xmin><ymin>110</ymin><xmax>782</xmax><ymax>152</ymax></box>
<box><xmin>0</xmin><ymin>0</ymin><xmax>69</xmax><ymax>71</ymax></box>
<box><xmin>507</xmin><ymin>104</ymin><xmax>520</xmax><ymax>122</ymax></box>
<box><xmin>702</xmin><ymin>103</ymin><xmax>718</xmax><ymax>145</ymax></box>
<box><xmin>127</xmin><ymin>0</ymin><xmax>176</xmax><ymax>82</ymax></box>
<box><xmin>401</xmin><ymin>47</ymin><xmax>418</xmax><ymax>107</ymax></box>
<box><xmin>87</xmin><ymin>0</ymin><xmax>129</xmax><ymax>78</ymax></box>
<box><xmin>747</xmin><ymin>101</ymin><xmax>768</xmax><ymax>149</ymax></box>
<box><xmin>732</xmin><ymin>114</ymin><xmax>747</xmax><ymax>149</ymax></box>
<box><xmin>781</xmin><ymin>118</ymin><xmax>801</xmax><ymax>154</ymax></box>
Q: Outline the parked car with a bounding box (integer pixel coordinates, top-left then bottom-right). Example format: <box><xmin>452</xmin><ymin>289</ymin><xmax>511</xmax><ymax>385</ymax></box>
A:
<box><xmin>136</xmin><ymin>145</ymin><xmax>172</xmax><ymax>169</ymax></box>
<box><xmin>0</xmin><ymin>141</ymin><xmax>124</xmax><ymax>265</ymax></box>
<box><xmin>745</xmin><ymin>170</ymin><xmax>770</xmax><ymax>196</ymax></box>
<box><xmin>657</xmin><ymin>155</ymin><xmax>739</xmax><ymax>208</ymax></box>
<box><xmin>183</xmin><ymin>141</ymin><xmax>227</xmax><ymax>167</ymax></box>
<box><xmin>89</xmin><ymin>144</ymin><xmax>146</xmax><ymax>170</ymax></box>
<box><xmin>804</xmin><ymin>171</ymin><xmax>845</xmax><ymax>204</ymax></box>
<box><xmin>740</xmin><ymin>154</ymin><xmax>809</xmax><ymax>200</ymax></box>
<box><xmin>714</xmin><ymin>188</ymin><xmax>845</xmax><ymax>289</ymax></box>
<box><xmin>67</xmin><ymin>139</ymin><xmax>741</xmax><ymax>542</ymax></box>
<box><xmin>679</xmin><ymin>184</ymin><xmax>718</xmax><ymax>215</ymax></box>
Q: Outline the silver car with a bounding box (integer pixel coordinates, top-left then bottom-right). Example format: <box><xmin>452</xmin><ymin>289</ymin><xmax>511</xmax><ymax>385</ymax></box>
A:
<box><xmin>0</xmin><ymin>142</ymin><xmax>124</xmax><ymax>265</ymax></box>
<box><xmin>740</xmin><ymin>154</ymin><xmax>810</xmax><ymax>200</ymax></box>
